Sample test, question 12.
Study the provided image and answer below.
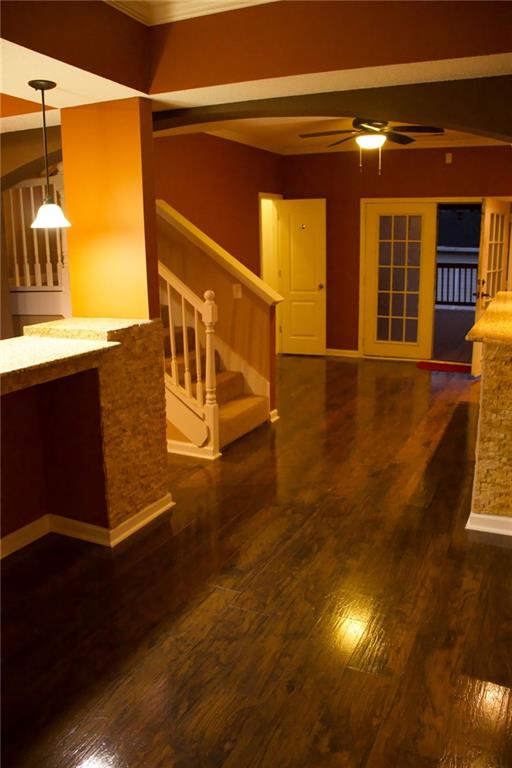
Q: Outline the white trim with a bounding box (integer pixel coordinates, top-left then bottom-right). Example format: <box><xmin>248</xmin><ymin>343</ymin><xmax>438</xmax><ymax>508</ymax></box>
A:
<box><xmin>105</xmin><ymin>0</ymin><xmax>280</xmax><ymax>26</ymax></box>
<box><xmin>0</xmin><ymin>516</ymin><xmax>51</xmax><ymax>558</ymax></box>
<box><xmin>0</xmin><ymin>494</ymin><xmax>175</xmax><ymax>558</ymax></box>
<box><xmin>108</xmin><ymin>494</ymin><xmax>175</xmax><ymax>546</ymax></box>
<box><xmin>167</xmin><ymin>439</ymin><xmax>222</xmax><ymax>460</ymax></box>
<box><xmin>465</xmin><ymin>513</ymin><xmax>512</xmax><ymax>537</ymax></box>
<box><xmin>325</xmin><ymin>348</ymin><xmax>361</xmax><ymax>358</ymax></box>
<box><xmin>269</xmin><ymin>408</ymin><xmax>280</xmax><ymax>422</ymax></box>
<box><xmin>157</xmin><ymin>200</ymin><xmax>283</xmax><ymax>306</ymax></box>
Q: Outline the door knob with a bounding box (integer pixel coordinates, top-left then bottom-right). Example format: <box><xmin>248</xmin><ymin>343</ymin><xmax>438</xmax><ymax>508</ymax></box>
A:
<box><xmin>318</xmin><ymin>283</ymin><xmax>324</xmax><ymax>290</ymax></box>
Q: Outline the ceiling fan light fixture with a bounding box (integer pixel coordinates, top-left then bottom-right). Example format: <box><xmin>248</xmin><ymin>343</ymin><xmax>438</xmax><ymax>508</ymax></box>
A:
<box><xmin>356</xmin><ymin>133</ymin><xmax>387</xmax><ymax>150</ymax></box>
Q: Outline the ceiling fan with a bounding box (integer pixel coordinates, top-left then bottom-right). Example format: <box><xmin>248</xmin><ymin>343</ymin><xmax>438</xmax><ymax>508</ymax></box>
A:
<box><xmin>299</xmin><ymin>118</ymin><xmax>445</xmax><ymax>148</ymax></box>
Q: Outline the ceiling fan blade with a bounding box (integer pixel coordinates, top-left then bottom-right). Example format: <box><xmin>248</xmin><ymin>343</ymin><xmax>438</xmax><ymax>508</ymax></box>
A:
<box><xmin>328</xmin><ymin>136</ymin><xmax>355</xmax><ymax>147</ymax></box>
<box><xmin>394</xmin><ymin>125</ymin><xmax>444</xmax><ymax>133</ymax></box>
<box><xmin>299</xmin><ymin>130</ymin><xmax>354</xmax><ymax>138</ymax></box>
<box><xmin>385</xmin><ymin>131</ymin><xmax>415</xmax><ymax>145</ymax></box>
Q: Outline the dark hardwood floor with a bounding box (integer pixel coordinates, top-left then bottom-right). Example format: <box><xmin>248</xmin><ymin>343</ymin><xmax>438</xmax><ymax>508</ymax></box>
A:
<box><xmin>433</xmin><ymin>307</ymin><xmax>475</xmax><ymax>363</ymax></box>
<box><xmin>2</xmin><ymin>356</ymin><xmax>511</xmax><ymax>768</ymax></box>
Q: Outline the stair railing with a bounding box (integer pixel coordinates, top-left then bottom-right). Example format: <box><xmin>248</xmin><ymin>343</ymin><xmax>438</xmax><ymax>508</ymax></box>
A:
<box><xmin>3</xmin><ymin>178</ymin><xmax>67</xmax><ymax>290</ymax></box>
<box><xmin>158</xmin><ymin>262</ymin><xmax>219</xmax><ymax>450</ymax></box>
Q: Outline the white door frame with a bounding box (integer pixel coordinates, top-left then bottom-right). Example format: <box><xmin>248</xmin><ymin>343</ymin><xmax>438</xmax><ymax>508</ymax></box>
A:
<box><xmin>259</xmin><ymin>192</ymin><xmax>283</xmax><ymax>352</ymax></box>
<box><xmin>359</xmin><ymin>197</ymin><xmax>483</xmax><ymax>360</ymax></box>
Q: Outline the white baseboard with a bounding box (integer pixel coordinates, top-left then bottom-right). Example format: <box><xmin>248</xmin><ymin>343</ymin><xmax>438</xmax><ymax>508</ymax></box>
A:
<box><xmin>0</xmin><ymin>516</ymin><xmax>51</xmax><ymax>559</ymax></box>
<box><xmin>465</xmin><ymin>512</ymin><xmax>512</xmax><ymax>537</ymax></box>
<box><xmin>269</xmin><ymin>408</ymin><xmax>280</xmax><ymax>423</ymax></box>
<box><xmin>325</xmin><ymin>348</ymin><xmax>360</xmax><ymax>358</ymax></box>
<box><xmin>0</xmin><ymin>493</ymin><xmax>175</xmax><ymax>558</ymax></box>
<box><xmin>167</xmin><ymin>439</ymin><xmax>222</xmax><ymax>460</ymax></box>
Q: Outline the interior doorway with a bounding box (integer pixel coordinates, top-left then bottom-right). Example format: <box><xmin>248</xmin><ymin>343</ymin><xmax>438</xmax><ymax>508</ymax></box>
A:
<box><xmin>260</xmin><ymin>195</ymin><xmax>327</xmax><ymax>356</ymax></box>
<box><xmin>432</xmin><ymin>204</ymin><xmax>481</xmax><ymax>364</ymax></box>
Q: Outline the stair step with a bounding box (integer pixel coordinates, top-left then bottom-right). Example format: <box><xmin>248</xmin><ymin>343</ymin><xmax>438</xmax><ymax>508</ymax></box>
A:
<box><xmin>165</xmin><ymin>349</ymin><xmax>221</xmax><ymax>385</ymax></box>
<box><xmin>197</xmin><ymin>370</ymin><xmax>244</xmax><ymax>406</ymax></box>
<box><xmin>219</xmin><ymin>395</ymin><xmax>269</xmax><ymax>449</ymax></box>
<box><xmin>162</xmin><ymin>325</ymin><xmax>195</xmax><ymax>357</ymax></box>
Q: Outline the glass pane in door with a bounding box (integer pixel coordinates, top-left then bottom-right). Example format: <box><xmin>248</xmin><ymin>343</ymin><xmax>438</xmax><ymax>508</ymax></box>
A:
<box><xmin>376</xmin><ymin>214</ymin><xmax>422</xmax><ymax>343</ymax></box>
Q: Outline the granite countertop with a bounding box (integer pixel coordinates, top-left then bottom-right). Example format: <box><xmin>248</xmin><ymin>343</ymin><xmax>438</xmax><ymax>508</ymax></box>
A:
<box><xmin>24</xmin><ymin>317</ymin><xmax>156</xmax><ymax>340</ymax></box>
<box><xmin>467</xmin><ymin>292</ymin><xmax>512</xmax><ymax>344</ymax></box>
<box><xmin>0</xmin><ymin>335</ymin><xmax>118</xmax><ymax>394</ymax></box>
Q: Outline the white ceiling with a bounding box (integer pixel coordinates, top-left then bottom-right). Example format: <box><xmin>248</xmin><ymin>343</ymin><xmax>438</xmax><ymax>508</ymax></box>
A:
<box><xmin>104</xmin><ymin>0</ymin><xmax>279</xmax><ymax>25</ymax></box>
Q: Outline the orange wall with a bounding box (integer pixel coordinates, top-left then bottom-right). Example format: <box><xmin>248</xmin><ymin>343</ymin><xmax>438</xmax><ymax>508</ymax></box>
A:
<box><xmin>0</xmin><ymin>94</ymin><xmax>53</xmax><ymax>117</ymax></box>
<box><xmin>1</xmin><ymin>1</ymin><xmax>150</xmax><ymax>92</ymax></box>
<box><xmin>283</xmin><ymin>146</ymin><xmax>512</xmax><ymax>349</ymax></box>
<box><xmin>154</xmin><ymin>134</ymin><xmax>283</xmax><ymax>275</ymax></box>
<box><xmin>61</xmin><ymin>98</ymin><xmax>159</xmax><ymax>319</ymax></box>
<box><xmin>149</xmin><ymin>1</ymin><xmax>512</xmax><ymax>93</ymax></box>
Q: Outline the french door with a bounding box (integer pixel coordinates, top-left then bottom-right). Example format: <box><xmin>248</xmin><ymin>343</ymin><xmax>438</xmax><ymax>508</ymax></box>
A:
<box><xmin>471</xmin><ymin>198</ymin><xmax>511</xmax><ymax>375</ymax></box>
<box><xmin>363</xmin><ymin>202</ymin><xmax>437</xmax><ymax>359</ymax></box>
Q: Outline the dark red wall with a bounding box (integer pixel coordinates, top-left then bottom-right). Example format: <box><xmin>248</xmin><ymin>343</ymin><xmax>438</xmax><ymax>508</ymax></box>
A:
<box><xmin>283</xmin><ymin>146</ymin><xmax>512</xmax><ymax>349</ymax></box>
<box><xmin>154</xmin><ymin>136</ymin><xmax>511</xmax><ymax>350</ymax></box>
<box><xmin>154</xmin><ymin>134</ymin><xmax>283</xmax><ymax>275</ymax></box>
<box><xmin>1</xmin><ymin>370</ymin><xmax>108</xmax><ymax>538</ymax></box>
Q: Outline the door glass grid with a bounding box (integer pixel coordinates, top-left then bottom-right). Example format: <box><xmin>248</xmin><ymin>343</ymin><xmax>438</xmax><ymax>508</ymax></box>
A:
<box><xmin>376</xmin><ymin>215</ymin><xmax>421</xmax><ymax>342</ymax></box>
<box><xmin>486</xmin><ymin>212</ymin><xmax>505</xmax><ymax>298</ymax></box>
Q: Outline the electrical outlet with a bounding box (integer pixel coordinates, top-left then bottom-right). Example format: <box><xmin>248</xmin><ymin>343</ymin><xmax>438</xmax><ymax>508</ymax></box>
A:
<box><xmin>233</xmin><ymin>283</ymin><xmax>242</xmax><ymax>299</ymax></box>
<box><xmin>445</xmin><ymin>152</ymin><xmax>453</xmax><ymax>165</ymax></box>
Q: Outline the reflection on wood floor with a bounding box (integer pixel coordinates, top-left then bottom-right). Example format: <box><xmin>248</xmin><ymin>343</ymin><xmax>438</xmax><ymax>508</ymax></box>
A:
<box><xmin>2</xmin><ymin>356</ymin><xmax>511</xmax><ymax>768</ymax></box>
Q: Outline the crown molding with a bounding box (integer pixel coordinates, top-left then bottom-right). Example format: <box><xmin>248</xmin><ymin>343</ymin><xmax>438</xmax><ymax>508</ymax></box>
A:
<box><xmin>104</xmin><ymin>0</ymin><xmax>279</xmax><ymax>26</ymax></box>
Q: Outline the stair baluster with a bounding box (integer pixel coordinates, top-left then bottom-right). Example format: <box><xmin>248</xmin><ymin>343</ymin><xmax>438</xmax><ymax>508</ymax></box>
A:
<box><xmin>8</xmin><ymin>190</ymin><xmax>21</xmax><ymax>287</ymax></box>
<box><xmin>19</xmin><ymin>189</ymin><xmax>31</xmax><ymax>287</ymax></box>
<box><xmin>29</xmin><ymin>187</ymin><xmax>43</xmax><ymax>287</ymax></box>
<box><xmin>181</xmin><ymin>296</ymin><xmax>193</xmax><ymax>397</ymax></box>
<box><xmin>194</xmin><ymin>308</ymin><xmax>204</xmax><ymax>406</ymax></box>
<box><xmin>203</xmin><ymin>290</ymin><xmax>219</xmax><ymax>453</ymax></box>
<box><xmin>166</xmin><ymin>284</ymin><xmax>178</xmax><ymax>383</ymax></box>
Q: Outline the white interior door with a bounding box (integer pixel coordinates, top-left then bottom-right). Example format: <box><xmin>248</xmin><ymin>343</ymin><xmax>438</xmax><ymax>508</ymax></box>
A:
<box><xmin>276</xmin><ymin>199</ymin><xmax>326</xmax><ymax>355</ymax></box>
<box><xmin>471</xmin><ymin>198</ymin><xmax>511</xmax><ymax>375</ymax></box>
<box><xmin>362</xmin><ymin>202</ymin><xmax>437</xmax><ymax>359</ymax></box>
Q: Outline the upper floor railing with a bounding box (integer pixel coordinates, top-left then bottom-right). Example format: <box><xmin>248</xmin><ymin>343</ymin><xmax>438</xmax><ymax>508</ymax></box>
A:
<box><xmin>2</xmin><ymin>177</ymin><xmax>67</xmax><ymax>291</ymax></box>
<box><xmin>436</xmin><ymin>262</ymin><xmax>478</xmax><ymax>306</ymax></box>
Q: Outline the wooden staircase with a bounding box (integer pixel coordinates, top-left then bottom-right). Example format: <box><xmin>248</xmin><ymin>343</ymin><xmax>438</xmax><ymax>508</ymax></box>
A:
<box><xmin>157</xmin><ymin>201</ymin><xmax>283</xmax><ymax>460</ymax></box>
<box><xmin>162</xmin><ymin>315</ymin><xmax>269</xmax><ymax>454</ymax></box>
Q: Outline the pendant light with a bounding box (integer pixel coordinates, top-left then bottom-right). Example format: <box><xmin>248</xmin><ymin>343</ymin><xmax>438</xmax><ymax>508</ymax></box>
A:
<box><xmin>28</xmin><ymin>80</ymin><xmax>71</xmax><ymax>229</ymax></box>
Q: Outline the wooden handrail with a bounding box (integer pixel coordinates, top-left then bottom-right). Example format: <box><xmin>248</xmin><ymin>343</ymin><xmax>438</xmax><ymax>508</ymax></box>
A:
<box><xmin>156</xmin><ymin>199</ymin><xmax>283</xmax><ymax>307</ymax></box>
<box><xmin>158</xmin><ymin>261</ymin><xmax>205</xmax><ymax>313</ymax></box>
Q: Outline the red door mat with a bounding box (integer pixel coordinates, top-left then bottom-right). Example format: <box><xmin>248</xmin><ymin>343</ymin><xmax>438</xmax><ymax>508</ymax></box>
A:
<box><xmin>416</xmin><ymin>361</ymin><xmax>472</xmax><ymax>373</ymax></box>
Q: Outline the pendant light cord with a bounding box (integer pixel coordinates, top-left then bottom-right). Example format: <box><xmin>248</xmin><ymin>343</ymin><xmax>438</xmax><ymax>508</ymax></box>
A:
<box><xmin>40</xmin><ymin>88</ymin><xmax>51</xmax><ymax>202</ymax></box>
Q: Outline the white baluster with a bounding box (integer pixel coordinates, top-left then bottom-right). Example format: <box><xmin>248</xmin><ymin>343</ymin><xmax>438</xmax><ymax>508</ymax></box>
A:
<box><xmin>55</xmin><ymin>225</ymin><xmax>64</xmax><ymax>287</ymax></box>
<box><xmin>203</xmin><ymin>290</ymin><xmax>219</xmax><ymax>454</ymax></box>
<box><xmin>194</xmin><ymin>308</ymin><xmax>204</xmax><ymax>406</ymax></box>
<box><xmin>29</xmin><ymin>187</ymin><xmax>42</xmax><ymax>286</ymax></box>
<box><xmin>203</xmin><ymin>290</ymin><xmax>217</xmax><ymax>406</ymax></box>
<box><xmin>181</xmin><ymin>296</ymin><xmax>192</xmax><ymax>397</ymax></box>
<box><xmin>19</xmin><ymin>188</ymin><xmax>31</xmax><ymax>286</ymax></box>
<box><xmin>44</xmin><ymin>225</ymin><xmax>53</xmax><ymax>287</ymax></box>
<box><xmin>166</xmin><ymin>284</ymin><xmax>178</xmax><ymax>383</ymax></box>
<box><xmin>9</xmin><ymin>190</ymin><xmax>20</xmax><ymax>287</ymax></box>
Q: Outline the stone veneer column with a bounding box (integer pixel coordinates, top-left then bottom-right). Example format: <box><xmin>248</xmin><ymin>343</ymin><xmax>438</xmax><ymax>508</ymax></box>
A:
<box><xmin>25</xmin><ymin>318</ymin><xmax>172</xmax><ymax>538</ymax></box>
<box><xmin>466</xmin><ymin>292</ymin><xmax>512</xmax><ymax>536</ymax></box>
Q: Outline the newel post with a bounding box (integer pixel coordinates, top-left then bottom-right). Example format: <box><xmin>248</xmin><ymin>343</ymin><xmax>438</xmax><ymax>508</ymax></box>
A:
<box><xmin>202</xmin><ymin>290</ymin><xmax>220</xmax><ymax>454</ymax></box>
